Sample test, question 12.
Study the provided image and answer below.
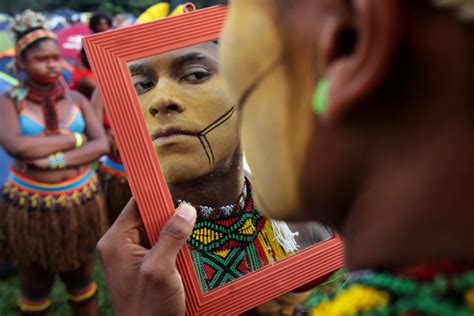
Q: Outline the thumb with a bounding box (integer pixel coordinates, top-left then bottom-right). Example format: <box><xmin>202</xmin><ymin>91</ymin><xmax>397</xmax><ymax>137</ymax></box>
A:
<box><xmin>144</xmin><ymin>204</ymin><xmax>197</xmax><ymax>267</ymax></box>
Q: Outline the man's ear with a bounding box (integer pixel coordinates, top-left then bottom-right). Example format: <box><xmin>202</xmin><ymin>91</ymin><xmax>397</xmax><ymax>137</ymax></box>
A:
<box><xmin>322</xmin><ymin>0</ymin><xmax>403</xmax><ymax>122</ymax></box>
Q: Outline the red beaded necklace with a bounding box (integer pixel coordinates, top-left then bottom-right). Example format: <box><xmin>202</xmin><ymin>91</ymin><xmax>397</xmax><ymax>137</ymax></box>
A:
<box><xmin>24</xmin><ymin>81</ymin><xmax>64</xmax><ymax>135</ymax></box>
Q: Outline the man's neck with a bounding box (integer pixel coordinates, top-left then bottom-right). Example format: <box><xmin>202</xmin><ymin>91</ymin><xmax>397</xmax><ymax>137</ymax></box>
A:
<box><xmin>168</xmin><ymin>150</ymin><xmax>245</xmax><ymax>208</ymax></box>
<box><xmin>25</xmin><ymin>79</ymin><xmax>55</xmax><ymax>91</ymax></box>
<box><xmin>343</xmin><ymin>136</ymin><xmax>474</xmax><ymax>270</ymax></box>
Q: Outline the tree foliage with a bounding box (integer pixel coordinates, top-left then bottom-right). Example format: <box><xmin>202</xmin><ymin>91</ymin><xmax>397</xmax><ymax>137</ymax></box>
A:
<box><xmin>1</xmin><ymin>0</ymin><xmax>227</xmax><ymax>16</ymax></box>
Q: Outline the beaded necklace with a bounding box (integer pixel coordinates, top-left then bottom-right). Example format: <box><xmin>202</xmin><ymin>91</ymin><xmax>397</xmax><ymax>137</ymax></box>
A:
<box><xmin>175</xmin><ymin>179</ymin><xmax>249</xmax><ymax>221</ymax></box>
<box><xmin>174</xmin><ymin>178</ymin><xmax>291</xmax><ymax>292</ymax></box>
<box><xmin>11</xmin><ymin>82</ymin><xmax>65</xmax><ymax>135</ymax></box>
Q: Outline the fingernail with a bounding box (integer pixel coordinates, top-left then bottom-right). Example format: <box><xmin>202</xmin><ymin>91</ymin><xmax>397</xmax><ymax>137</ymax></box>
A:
<box><xmin>176</xmin><ymin>204</ymin><xmax>196</xmax><ymax>222</ymax></box>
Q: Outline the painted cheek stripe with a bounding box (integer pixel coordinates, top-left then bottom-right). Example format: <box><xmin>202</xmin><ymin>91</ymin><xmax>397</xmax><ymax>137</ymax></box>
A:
<box><xmin>196</xmin><ymin>105</ymin><xmax>237</xmax><ymax>166</ymax></box>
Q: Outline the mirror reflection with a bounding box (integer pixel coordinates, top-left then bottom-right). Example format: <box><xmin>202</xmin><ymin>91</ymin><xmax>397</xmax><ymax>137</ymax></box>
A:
<box><xmin>127</xmin><ymin>42</ymin><xmax>332</xmax><ymax>292</ymax></box>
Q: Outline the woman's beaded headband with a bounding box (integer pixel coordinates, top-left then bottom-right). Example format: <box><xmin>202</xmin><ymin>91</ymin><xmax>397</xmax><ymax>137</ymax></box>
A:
<box><xmin>16</xmin><ymin>29</ymin><xmax>57</xmax><ymax>56</ymax></box>
<box><xmin>13</xmin><ymin>10</ymin><xmax>56</xmax><ymax>57</ymax></box>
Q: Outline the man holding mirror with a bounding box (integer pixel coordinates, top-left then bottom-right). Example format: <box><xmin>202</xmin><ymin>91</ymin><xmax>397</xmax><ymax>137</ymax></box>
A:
<box><xmin>97</xmin><ymin>0</ymin><xmax>474</xmax><ymax>315</ymax></box>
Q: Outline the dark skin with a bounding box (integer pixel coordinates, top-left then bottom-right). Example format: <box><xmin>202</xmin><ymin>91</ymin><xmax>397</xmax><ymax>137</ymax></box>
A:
<box><xmin>98</xmin><ymin>1</ymin><xmax>474</xmax><ymax>315</ymax></box>
<box><xmin>0</xmin><ymin>38</ymin><xmax>108</xmax><ymax>316</ymax></box>
<box><xmin>224</xmin><ymin>0</ymin><xmax>474</xmax><ymax>269</ymax></box>
<box><xmin>74</xmin><ymin>70</ymin><xmax>96</xmax><ymax>99</ymax></box>
<box><xmin>91</xmin><ymin>89</ymin><xmax>104</xmax><ymax>122</ymax></box>
<box><xmin>90</xmin><ymin>89</ymin><xmax>115</xmax><ymax>149</ymax></box>
<box><xmin>19</xmin><ymin>253</ymin><xmax>96</xmax><ymax>316</ymax></box>
<box><xmin>93</xmin><ymin>18</ymin><xmax>112</xmax><ymax>33</ymax></box>
<box><xmin>281</xmin><ymin>0</ymin><xmax>474</xmax><ymax>270</ymax></box>
<box><xmin>0</xmin><ymin>39</ymin><xmax>109</xmax><ymax>183</ymax></box>
<box><xmin>98</xmin><ymin>200</ymin><xmax>196</xmax><ymax>316</ymax></box>
<box><xmin>168</xmin><ymin>147</ymin><xmax>244</xmax><ymax>207</ymax></box>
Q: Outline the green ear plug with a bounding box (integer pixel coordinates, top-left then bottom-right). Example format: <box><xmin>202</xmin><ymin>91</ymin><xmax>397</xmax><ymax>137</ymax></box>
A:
<box><xmin>312</xmin><ymin>78</ymin><xmax>329</xmax><ymax>114</ymax></box>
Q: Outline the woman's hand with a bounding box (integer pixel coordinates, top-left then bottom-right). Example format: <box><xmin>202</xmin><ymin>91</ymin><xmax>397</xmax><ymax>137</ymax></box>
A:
<box><xmin>26</xmin><ymin>157</ymin><xmax>49</xmax><ymax>169</ymax></box>
<box><xmin>80</xmin><ymin>133</ymin><xmax>89</xmax><ymax>145</ymax></box>
<box><xmin>97</xmin><ymin>198</ymin><xmax>196</xmax><ymax>316</ymax></box>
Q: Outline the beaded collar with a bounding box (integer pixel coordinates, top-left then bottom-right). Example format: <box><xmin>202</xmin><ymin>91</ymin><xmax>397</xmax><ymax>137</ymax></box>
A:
<box><xmin>174</xmin><ymin>178</ymin><xmax>249</xmax><ymax>220</ymax></box>
<box><xmin>175</xmin><ymin>178</ymin><xmax>267</xmax><ymax>252</ymax></box>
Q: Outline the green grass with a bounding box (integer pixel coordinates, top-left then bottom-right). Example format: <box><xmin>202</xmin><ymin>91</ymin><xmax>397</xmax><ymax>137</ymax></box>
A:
<box><xmin>0</xmin><ymin>257</ymin><xmax>113</xmax><ymax>315</ymax></box>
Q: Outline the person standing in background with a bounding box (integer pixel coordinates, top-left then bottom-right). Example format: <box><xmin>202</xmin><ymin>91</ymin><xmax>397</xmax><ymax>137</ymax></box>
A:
<box><xmin>70</xmin><ymin>13</ymin><xmax>112</xmax><ymax>99</ymax></box>
<box><xmin>0</xmin><ymin>10</ymin><xmax>109</xmax><ymax>315</ymax></box>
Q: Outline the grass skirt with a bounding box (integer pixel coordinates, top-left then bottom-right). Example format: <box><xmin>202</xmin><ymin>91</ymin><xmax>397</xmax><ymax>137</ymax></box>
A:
<box><xmin>0</xmin><ymin>166</ymin><xmax>108</xmax><ymax>272</ymax></box>
<box><xmin>97</xmin><ymin>156</ymin><xmax>131</xmax><ymax>225</ymax></box>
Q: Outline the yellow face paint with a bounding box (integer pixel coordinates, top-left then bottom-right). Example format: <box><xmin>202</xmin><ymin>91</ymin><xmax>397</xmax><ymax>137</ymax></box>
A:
<box><xmin>129</xmin><ymin>43</ymin><xmax>240</xmax><ymax>184</ymax></box>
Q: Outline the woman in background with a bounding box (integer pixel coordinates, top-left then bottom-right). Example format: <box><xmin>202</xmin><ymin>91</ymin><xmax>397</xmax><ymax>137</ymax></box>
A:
<box><xmin>0</xmin><ymin>10</ymin><xmax>108</xmax><ymax>315</ymax></box>
<box><xmin>92</xmin><ymin>89</ymin><xmax>132</xmax><ymax>225</ymax></box>
<box><xmin>70</xmin><ymin>12</ymin><xmax>112</xmax><ymax>99</ymax></box>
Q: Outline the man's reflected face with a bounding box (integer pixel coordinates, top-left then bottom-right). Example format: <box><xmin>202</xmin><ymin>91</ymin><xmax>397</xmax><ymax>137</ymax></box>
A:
<box><xmin>129</xmin><ymin>43</ymin><xmax>239</xmax><ymax>184</ymax></box>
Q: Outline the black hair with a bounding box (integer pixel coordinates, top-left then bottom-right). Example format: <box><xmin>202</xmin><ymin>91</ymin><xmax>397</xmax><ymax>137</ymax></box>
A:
<box><xmin>89</xmin><ymin>13</ymin><xmax>112</xmax><ymax>33</ymax></box>
<box><xmin>80</xmin><ymin>47</ymin><xmax>91</xmax><ymax>71</ymax></box>
<box><xmin>15</xmin><ymin>27</ymin><xmax>57</xmax><ymax>60</ymax></box>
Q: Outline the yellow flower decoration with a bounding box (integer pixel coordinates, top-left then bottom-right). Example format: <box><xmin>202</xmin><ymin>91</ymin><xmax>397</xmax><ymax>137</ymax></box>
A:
<box><xmin>311</xmin><ymin>285</ymin><xmax>390</xmax><ymax>316</ymax></box>
<box><xmin>465</xmin><ymin>288</ymin><xmax>474</xmax><ymax>309</ymax></box>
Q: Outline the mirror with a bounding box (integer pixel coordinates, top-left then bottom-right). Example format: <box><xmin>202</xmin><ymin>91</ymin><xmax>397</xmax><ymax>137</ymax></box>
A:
<box><xmin>126</xmin><ymin>41</ymin><xmax>333</xmax><ymax>293</ymax></box>
<box><xmin>84</xmin><ymin>6</ymin><xmax>345</xmax><ymax>313</ymax></box>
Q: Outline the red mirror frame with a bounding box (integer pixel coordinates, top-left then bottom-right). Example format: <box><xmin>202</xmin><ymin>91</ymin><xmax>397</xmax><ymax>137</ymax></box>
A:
<box><xmin>83</xmin><ymin>5</ymin><xmax>345</xmax><ymax>315</ymax></box>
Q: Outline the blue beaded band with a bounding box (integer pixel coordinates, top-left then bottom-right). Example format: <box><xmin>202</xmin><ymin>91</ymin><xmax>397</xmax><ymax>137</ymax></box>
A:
<box><xmin>48</xmin><ymin>151</ymin><xmax>67</xmax><ymax>169</ymax></box>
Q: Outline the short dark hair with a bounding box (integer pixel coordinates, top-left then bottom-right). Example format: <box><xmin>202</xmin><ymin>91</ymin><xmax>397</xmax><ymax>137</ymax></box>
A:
<box><xmin>89</xmin><ymin>13</ymin><xmax>112</xmax><ymax>33</ymax></box>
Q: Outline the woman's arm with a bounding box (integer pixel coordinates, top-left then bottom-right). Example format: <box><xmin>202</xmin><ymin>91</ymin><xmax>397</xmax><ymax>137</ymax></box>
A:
<box><xmin>26</xmin><ymin>91</ymin><xmax>110</xmax><ymax>169</ymax></box>
<box><xmin>0</xmin><ymin>94</ymin><xmax>79</xmax><ymax>160</ymax></box>
<box><xmin>91</xmin><ymin>88</ymin><xmax>104</xmax><ymax>122</ymax></box>
<box><xmin>91</xmin><ymin>89</ymin><xmax>114</xmax><ymax>146</ymax></box>
<box><xmin>75</xmin><ymin>77</ymin><xmax>96</xmax><ymax>99</ymax></box>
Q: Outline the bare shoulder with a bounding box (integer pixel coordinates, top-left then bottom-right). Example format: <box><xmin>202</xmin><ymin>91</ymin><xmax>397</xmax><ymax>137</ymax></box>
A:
<box><xmin>90</xmin><ymin>88</ymin><xmax>103</xmax><ymax>108</ymax></box>
<box><xmin>0</xmin><ymin>92</ymin><xmax>21</xmax><ymax>142</ymax></box>
<box><xmin>0</xmin><ymin>92</ymin><xmax>16</xmax><ymax>112</ymax></box>
<box><xmin>0</xmin><ymin>92</ymin><xmax>13</xmax><ymax>103</ymax></box>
